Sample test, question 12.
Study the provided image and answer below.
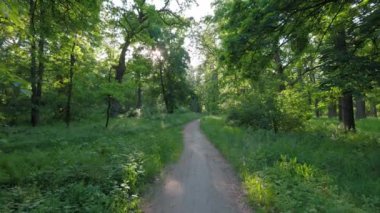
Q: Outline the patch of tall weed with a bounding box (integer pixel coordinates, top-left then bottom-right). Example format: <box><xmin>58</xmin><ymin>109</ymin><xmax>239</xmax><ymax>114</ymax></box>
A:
<box><xmin>201</xmin><ymin>116</ymin><xmax>380</xmax><ymax>212</ymax></box>
<box><xmin>0</xmin><ymin>112</ymin><xmax>199</xmax><ymax>212</ymax></box>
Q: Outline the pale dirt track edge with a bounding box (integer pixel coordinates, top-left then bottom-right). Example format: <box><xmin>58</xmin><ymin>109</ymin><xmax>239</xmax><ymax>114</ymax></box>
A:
<box><xmin>142</xmin><ymin>119</ymin><xmax>252</xmax><ymax>213</ymax></box>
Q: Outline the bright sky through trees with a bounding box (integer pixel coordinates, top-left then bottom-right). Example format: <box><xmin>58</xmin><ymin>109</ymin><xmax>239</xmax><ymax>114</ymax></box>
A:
<box><xmin>184</xmin><ymin>0</ymin><xmax>214</xmax><ymax>67</ymax></box>
<box><xmin>112</xmin><ymin>0</ymin><xmax>214</xmax><ymax>66</ymax></box>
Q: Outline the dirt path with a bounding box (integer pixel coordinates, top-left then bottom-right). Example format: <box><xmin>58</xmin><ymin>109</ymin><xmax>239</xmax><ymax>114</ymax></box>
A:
<box><xmin>143</xmin><ymin>120</ymin><xmax>251</xmax><ymax>213</ymax></box>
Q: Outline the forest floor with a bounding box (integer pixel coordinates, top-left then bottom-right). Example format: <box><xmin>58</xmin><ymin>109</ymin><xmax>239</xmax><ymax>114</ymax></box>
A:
<box><xmin>143</xmin><ymin>120</ymin><xmax>252</xmax><ymax>213</ymax></box>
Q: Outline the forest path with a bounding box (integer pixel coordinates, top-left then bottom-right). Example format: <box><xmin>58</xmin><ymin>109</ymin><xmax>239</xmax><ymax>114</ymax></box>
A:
<box><xmin>143</xmin><ymin>120</ymin><xmax>251</xmax><ymax>213</ymax></box>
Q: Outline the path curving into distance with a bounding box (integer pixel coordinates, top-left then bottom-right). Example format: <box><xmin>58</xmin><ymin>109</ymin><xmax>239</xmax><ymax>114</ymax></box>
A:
<box><xmin>143</xmin><ymin>120</ymin><xmax>251</xmax><ymax>213</ymax></box>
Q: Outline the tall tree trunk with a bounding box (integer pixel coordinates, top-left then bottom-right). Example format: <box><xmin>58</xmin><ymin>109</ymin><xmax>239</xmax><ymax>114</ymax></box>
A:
<box><xmin>342</xmin><ymin>91</ymin><xmax>355</xmax><ymax>131</ymax></box>
<box><xmin>105</xmin><ymin>67</ymin><xmax>113</xmax><ymax>128</ymax></box>
<box><xmin>314</xmin><ymin>98</ymin><xmax>320</xmax><ymax>118</ymax></box>
<box><xmin>111</xmin><ymin>40</ymin><xmax>130</xmax><ymax>115</ymax></box>
<box><xmin>355</xmin><ymin>94</ymin><xmax>366</xmax><ymax>119</ymax></box>
<box><xmin>65</xmin><ymin>41</ymin><xmax>76</xmax><ymax>127</ymax></box>
<box><xmin>328</xmin><ymin>101</ymin><xmax>337</xmax><ymax>118</ymax></box>
<box><xmin>29</xmin><ymin>0</ymin><xmax>38</xmax><ymax>126</ymax></box>
<box><xmin>335</xmin><ymin>28</ymin><xmax>355</xmax><ymax>129</ymax></box>
<box><xmin>370</xmin><ymin>102</ymin><xmax>377</xmax><ymax>117</ymax></box>
<box><xmin>115</xmin><ymin>40</ymin><xmax>130</xmax><ymax>83</ymax></box>
<box><xmin>35</xmin><ymin>0</ymin><xmax>45</xmax><ymax>126</ymax></box>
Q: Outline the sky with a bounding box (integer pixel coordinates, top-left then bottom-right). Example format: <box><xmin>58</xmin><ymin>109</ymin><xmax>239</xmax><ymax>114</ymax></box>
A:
<box><xmin>183</xmin><ymin>0</ymin><xmax>214</xmax><ymax>22</ymax></box>
<box><xmin>112</xmin><ymin>0</ymin><xmax>214</xmax><ymax>67</ymax></box>
<box><xmin>183</xmin><ymin>0</ymin><xmax>214</xmax><ymax>67</ymax></box>
<box><xmin>113</xmin><ymin>0</ymin><xmax>213</xmax><ymax>21</ymax></box>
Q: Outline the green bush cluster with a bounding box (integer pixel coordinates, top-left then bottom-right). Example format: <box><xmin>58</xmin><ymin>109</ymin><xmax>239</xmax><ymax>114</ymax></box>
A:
<box><xmin>227</xmin><ymin>89</ymin><xmax>311</xmax><ymax>132</ymax></box>
<box><xmin>0</xmin><ymin>112</ymin><xmax>198</xmax><ymax>212</ymax></box>
<box><xmin>201</xmin><ymin>116</ymin><xmax>380</xmax><ymax>212</ymax></box>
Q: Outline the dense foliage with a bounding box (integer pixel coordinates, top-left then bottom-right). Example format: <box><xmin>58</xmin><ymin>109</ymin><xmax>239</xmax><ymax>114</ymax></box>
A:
<box><xmin>0</xmin><ymin>0</ymin><xmax>199</xmax><ymax>126</ymax></box>
<box><xmin>195</xmin><ymin>2</ymin><xmax>380</xmax><ymax>212</ymax></box>
<box><xmin>1</xmin><ymin>0</ymin><xmax>200</xmax><ymax>211</ymax></box>
<box><xmin>196</xmin><ymin>0</ymin><xmax>379</xmax><ymax>131</ymax></box>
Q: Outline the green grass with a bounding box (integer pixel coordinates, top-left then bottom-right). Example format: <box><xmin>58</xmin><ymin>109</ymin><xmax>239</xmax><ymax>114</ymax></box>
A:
<box><xmin>0</xmin><ymin>112</ymin><xmax>199</xmax><ymax>212</ymax></box>
<box><xmin>201</xmin><ymin>116</ymin><xmax>380</xmax><ymax>212</ymax></box>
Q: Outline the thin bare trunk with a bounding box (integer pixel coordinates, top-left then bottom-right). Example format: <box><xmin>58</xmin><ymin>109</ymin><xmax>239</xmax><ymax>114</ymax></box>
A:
<box><xmin>106</xmin><ymin>67</ymin><xmax>112</xmax><ymax>128</ymax></box>
<box><xmin>65</xmin><ymin>41</ymin><xmax>76</xmax><ymax>127</ymax></box>
<box><xmin>342</xmin><ymin>91</ymin><xmax>355</xmax><ymax>131</ymax></box>
<box><xmin>30</xmin><ymin>0</ymin><xmax>38</xmax><ymax>126</ymax></box>
<box><xmin>315</xmin><ymin>98</ymin><xmax>320</xmax><ymax>118</ymax></box>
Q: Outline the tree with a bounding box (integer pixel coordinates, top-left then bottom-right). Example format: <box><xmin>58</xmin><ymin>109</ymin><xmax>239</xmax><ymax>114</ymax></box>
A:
<box><xmin>154</xmin><ymin>28</ymin><xmax>191</xmax><ymax>113</ymax></box>
<box><xmin>212</xmin><ymin>0</ymin><xmax>380</xmax><ymax>132</ymax></box>
<box><xmin>55</xmin><ymin>0</ymin><xmax>102</xmax><ymax>126</ymax></box>
<box><xmin>127</xmin><ymin>51</ymin><xmax>153</xmax><ymax>110</ymax></box>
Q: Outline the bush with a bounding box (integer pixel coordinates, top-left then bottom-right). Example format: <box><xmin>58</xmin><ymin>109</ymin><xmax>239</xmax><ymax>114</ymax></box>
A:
<box><xmin>227</xmin><ymin>94</ymin><xmax>277</xmax><ymax>130</ymax></box>
<box><xmin>227</xmin><ymin>89</ymin><xmax>311</xmax><ymax>132</ymax></box>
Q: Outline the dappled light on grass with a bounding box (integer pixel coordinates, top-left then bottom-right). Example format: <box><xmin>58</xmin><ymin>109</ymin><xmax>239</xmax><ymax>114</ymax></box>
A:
<box><xmin>244</xmin><ymin>174</ymin><xmax>273</xmax><ymax>208</ymax></box>
<box><xmin>201</xmin><ymin>116</ymin><xmax>380</xmax><ymax>212</ymax></box>
<box><xmin>0</xmin><ymin>112</ymin><xmax>199</xmax><ymax>212</ymax></box>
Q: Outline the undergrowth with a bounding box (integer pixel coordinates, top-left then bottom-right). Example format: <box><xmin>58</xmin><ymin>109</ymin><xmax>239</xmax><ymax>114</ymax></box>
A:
<box><xmin>0</xmin><ymin>112</ymin><xmax>199</xmax><ymax>212</ymax></box>
<box><xmin>201</xmin><ymin>116</ymin><xmax>380</xmax><ymax>212</ymax></box>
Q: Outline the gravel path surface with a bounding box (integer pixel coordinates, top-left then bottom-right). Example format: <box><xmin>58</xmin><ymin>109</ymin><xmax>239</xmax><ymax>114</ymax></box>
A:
<box><xmin>143</xmin><ymin>120</ymin><xmax>251</xmax><ymax>213</ymax></box>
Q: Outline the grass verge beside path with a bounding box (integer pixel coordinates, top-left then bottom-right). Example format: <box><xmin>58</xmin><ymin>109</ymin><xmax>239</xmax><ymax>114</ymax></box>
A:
<box><xmin>0</xmin><ymin>112</ymin><xmax>199</xmax><ymax>212</ymax></box>
<box><xmin>201</xmin><ymin>116</ymin><xmax>380</xmax><ymax>212</ymax></box>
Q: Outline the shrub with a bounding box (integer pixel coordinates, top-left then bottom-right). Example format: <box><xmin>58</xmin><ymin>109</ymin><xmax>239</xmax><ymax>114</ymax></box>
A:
<box><xmin>227</xmin><ymin>89</ymin><xmax>311</xmax><ymax>132</ymax></box>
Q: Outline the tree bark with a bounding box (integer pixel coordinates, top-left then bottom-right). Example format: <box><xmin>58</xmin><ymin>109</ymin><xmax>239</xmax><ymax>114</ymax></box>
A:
<box><xmin>314</xmin><ymin>98</ymin><xmax>320</xmax><ymax>118</ymax></box>
<box><xmin>65</xmin><ymin>41</ymin><xmax>76</xmax><ymax>127</ymax></box>
<box><xmin>115</xmin><ymin>40</ymin><xmax>130</xmax><ymax>83</ymax></box>
<box><xmin>335</xmin><ymin>28</ymin><xmax>355</xmax><ymax>129</ymax></box>
<box><xmin>34</xmin><ymin>0</ymin><xmax>45</xmax><ymax>126</ymax></box>
<box><xmin>342</xmin><ymin>91</ymin><xmax>355</xmax><ymax>131</ymax></box>
<box><xmin>355</xmin><ymin>94</ymin><xmax>366</xmax><ymax>119</ymax></box>
<box><xmin>328</xmin><ymin>101</ymin><xmax>337</xmax><ymax>118</ymax></box>
<box><xmin>105</xmin><ymin>67</ymin><xmax>113</xmax><ymax>128</ymax></box>
<box><xmin>29</xmin><ymin>0</ymin><xmax>38</xmax><ymax>126</ymax></box>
